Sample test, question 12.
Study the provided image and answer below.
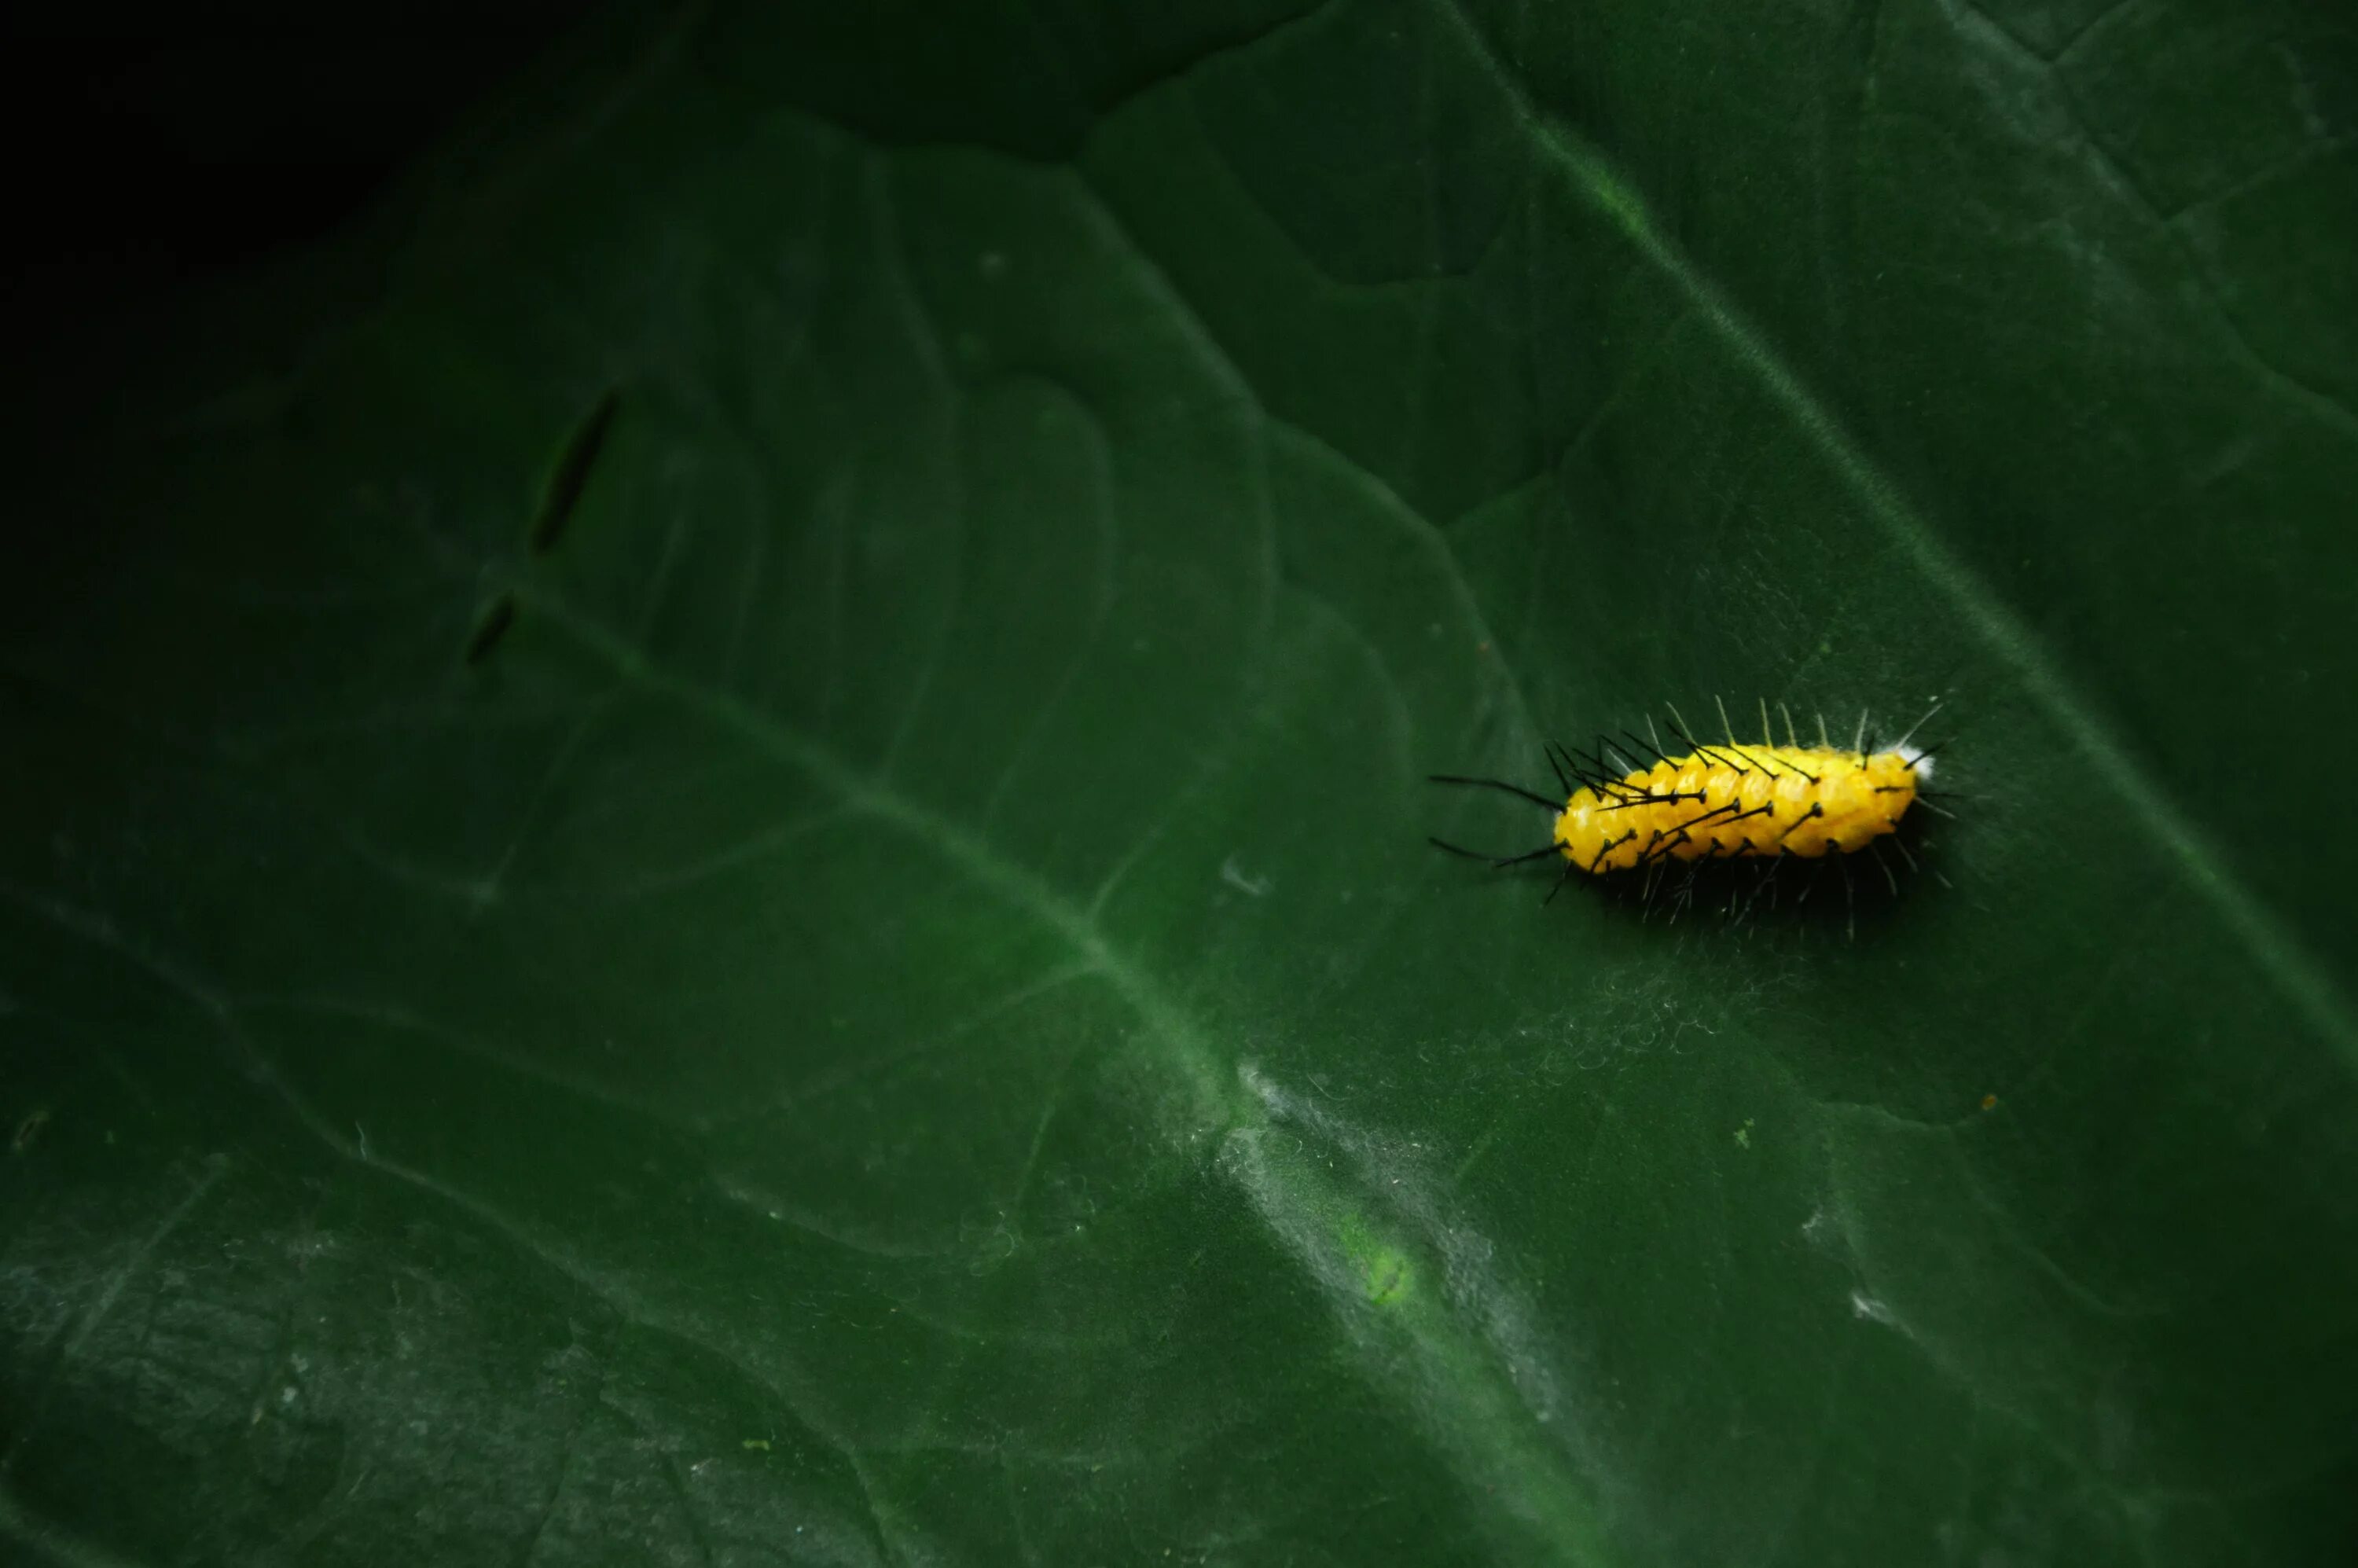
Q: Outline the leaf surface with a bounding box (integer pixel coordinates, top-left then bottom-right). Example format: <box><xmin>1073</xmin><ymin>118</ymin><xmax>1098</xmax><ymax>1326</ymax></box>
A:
<box><xmin>6</xmin><ymin>2</ymin><xmax>2357</xmax><ymax>1564</ymax></box>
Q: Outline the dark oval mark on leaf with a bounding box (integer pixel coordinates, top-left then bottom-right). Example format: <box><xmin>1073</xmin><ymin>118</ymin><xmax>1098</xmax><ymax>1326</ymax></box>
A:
<box><xmin>528</xmin><ymin>390</ymin><xmax>619</xmax><ymax>554</ymax></box>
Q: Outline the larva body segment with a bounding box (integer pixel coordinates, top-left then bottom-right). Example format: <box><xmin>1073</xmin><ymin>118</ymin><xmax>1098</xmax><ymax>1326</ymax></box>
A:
<box><xmin>1558</xmin><ymin>745</ymin><xmax>1923</xmax><ymax>876</ymax></box>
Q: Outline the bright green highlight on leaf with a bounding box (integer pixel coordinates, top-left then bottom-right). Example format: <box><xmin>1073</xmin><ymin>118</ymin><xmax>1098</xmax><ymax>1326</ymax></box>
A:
<box><xmin>1335</xmin><ymin>1213</ymin><xmax>1416</xmax><ymax>1307</ymax></box>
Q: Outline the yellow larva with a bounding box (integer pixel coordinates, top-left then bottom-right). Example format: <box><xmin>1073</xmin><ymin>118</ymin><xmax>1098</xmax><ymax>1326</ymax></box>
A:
<box><xmin>1431</xmin><ymin>700</ymin><xmax>1941</xmax><ymax>897</ymax></box>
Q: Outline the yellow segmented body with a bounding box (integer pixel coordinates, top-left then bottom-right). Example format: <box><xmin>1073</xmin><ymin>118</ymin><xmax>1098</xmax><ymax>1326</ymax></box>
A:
<box><xmin>1557</xmin><ymin>744</ymin><xmax>1923</xmax><ymax>876</ymax></box>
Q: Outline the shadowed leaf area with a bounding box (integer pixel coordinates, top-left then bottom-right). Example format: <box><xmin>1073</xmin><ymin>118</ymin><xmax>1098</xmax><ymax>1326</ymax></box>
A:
<box><xmin>6</xmin><ymin>2</ymin><xmax>2357</xmax><ymax>1563</ymax></box>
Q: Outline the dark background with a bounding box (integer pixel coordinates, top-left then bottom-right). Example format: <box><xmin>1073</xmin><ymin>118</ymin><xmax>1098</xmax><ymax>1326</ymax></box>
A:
<box><xmin>0</xmin><ymin>5</ymin><xmax>594</xmax><ymax>348</ymax></box>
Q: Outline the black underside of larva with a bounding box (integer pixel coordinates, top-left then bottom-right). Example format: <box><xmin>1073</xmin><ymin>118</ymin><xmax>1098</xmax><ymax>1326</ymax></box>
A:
<box><xmin>1583</xmin><ymin>821</ymin><xmax>1932</xmax><ymax>940</ymax></box>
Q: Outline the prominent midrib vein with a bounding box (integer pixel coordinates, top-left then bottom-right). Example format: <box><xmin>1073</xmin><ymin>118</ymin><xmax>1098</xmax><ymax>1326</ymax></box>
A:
<box><xmin>522</xmin><ymin>589</ymin><xmax>1232</xmax><ymax>1115</ymax></box>
<box><xmin>1429</xmin><ymin>0</ymin><xmax>2358</xmax><ymax>1069</ymax></box>
<box><xmin>524</xmin><ymin>590</ymin><xmax>1613</xmax><ymax>1565</ymax></box>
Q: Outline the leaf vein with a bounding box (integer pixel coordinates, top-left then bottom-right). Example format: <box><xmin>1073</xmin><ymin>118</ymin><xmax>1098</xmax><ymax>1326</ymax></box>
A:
<box><xmin>1427</xmin><ymin>0</ymin><xmax>2358</xmax><ymax>1067</ymax></box>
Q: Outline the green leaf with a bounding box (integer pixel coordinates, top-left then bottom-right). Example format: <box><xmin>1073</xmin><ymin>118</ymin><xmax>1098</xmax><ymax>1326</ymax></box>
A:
<box><xmin>7</xmin><ymin>2</ymin><xmax>2357</xmax><ymax>1563</ymax></box>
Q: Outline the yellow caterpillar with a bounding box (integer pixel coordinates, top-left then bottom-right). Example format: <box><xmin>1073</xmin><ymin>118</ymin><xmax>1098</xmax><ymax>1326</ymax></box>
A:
<box><xmin>1431</xmin><ymin>702</ymin><xmax>1941</xmax><ymax>898</ymax></box>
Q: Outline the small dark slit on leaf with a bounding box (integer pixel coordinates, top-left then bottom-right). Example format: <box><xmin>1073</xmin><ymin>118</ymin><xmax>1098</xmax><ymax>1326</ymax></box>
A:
<box><xmin>465</xmin><ymin>594</ymin><xmax>517</xmax><ymax>666</ymax></box>
<box><xmin>529</xmin><ymin>389</ymin><xmax>620</xmax><ymax>554</ymax></box>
